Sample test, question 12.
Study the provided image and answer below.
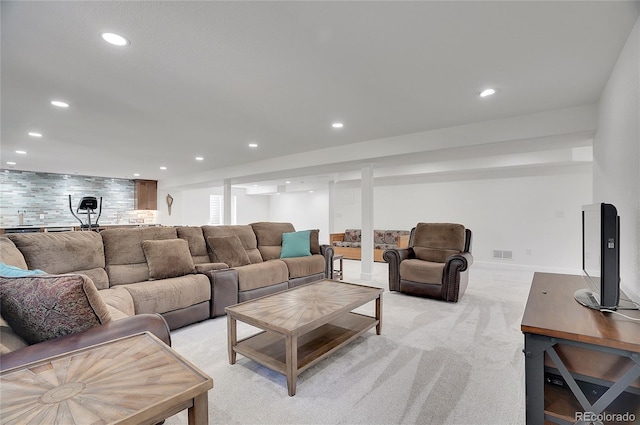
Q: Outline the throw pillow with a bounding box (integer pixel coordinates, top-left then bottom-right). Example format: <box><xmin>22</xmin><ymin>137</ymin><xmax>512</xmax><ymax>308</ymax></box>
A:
<box><xmin>0</xmin><ymin>274</ymin><xmax>112</xmax><ymax>345</ymax></box>
<box><xmin>0</xmin><ymin>262</ymin><xmax>46</xmax><ymax>277</ymax></box>
<box><xmin>207</xmin><ymin>235</ymin><xmax>251</xmax><ymax>267</ymax></box>
<box><xmin>141</xmin><ymin>239</ymin><xmax>196</xmax><ymax>280</ymax></box>
<box><xmin>281</xmin><ymin>230</ymin><xmax>312</xmax><ymax>258</ymax></box>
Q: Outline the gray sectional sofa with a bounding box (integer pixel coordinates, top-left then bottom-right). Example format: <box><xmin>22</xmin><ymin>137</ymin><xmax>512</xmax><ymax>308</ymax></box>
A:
<box><xmin>0</xmin><ymin>222</ymin><xmax>333</xmax><ymax>358</ymax></box>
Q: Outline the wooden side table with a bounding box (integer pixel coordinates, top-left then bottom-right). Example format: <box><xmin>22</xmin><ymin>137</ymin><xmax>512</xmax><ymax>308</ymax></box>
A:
<box><xmin>0</xmin><ymin>332</ymin><xmax>213</xmax><ymax>425</ymax></box>
<box><xmin>332</xmin><ymin>254</ymin><xmax>344</xmax><ymax>280</ymax></box>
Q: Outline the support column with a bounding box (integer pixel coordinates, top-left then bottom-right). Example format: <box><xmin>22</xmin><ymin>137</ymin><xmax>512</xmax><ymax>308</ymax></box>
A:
<box><xmin>361</xmin><ymin>164</ymin><xmax>374</xmax><ymax>280</ymax></box>
<box><xmin>223</xmin><ymin>179</ymin><xmax>232</xmax><ymax>225</ymax></box>
<box><xmin>328</xmin><ymin>180</ymin><xmax>336</xmax><ymax>234</ymax></box>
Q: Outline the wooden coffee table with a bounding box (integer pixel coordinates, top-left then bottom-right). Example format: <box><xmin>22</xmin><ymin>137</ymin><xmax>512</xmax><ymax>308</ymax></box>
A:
<box><xmin>0</xmin><ymin>332</ymin><xmax>213</xmax><ymax>425</ymax></box>
<box><xmin>226</xmin><ymin>279</ymin><xmax>383</xmax><ymax>396</ymax></box>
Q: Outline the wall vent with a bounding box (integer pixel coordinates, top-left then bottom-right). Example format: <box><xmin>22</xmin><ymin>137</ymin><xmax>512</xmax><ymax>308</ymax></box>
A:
<box><xmin>493</xmin><ymin>250</ymin><xmax>513</xmax><ymax>259</ymax></box>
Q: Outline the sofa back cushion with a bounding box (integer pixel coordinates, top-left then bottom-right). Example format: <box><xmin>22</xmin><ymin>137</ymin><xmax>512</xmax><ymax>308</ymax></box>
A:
<box><xmin>0</xmin><ymin>237</ymin><xmax>28</xmax><ymax>269</ymax></box>
<box><xmin>7</xmin><ymin>231</ymin><xmax>110</xmax><ymax>290</ymax></box>
<box><xmin>176</xmin><ymin>226</ymin><xmax>210</xmax><ymax>264</ymax></box>
<box><xmin>202</xmin><ymin>225</ymin><xmax>263</xmax><ymax>264</ymax></box>
<box><xmin>0</xmin><ymin>274</ymin><xmax>111</xmax><ymax>344</ymax></box>
<box><xmin>344</xmin><ymin>229</ymin><xmax>361</xmax><ymax>243</ymax></box>
<box><xmin>101</xmin><ymin>227</ymin><xmax>178</xmax><ymax>285</ymax></box>
<box><xmin>412</xmin><ymin>223</ymin><xmax>465</xmax><ymax>263</ymax></box>
<box><xmin>251</xmin><ymin>222</ymin><xmax>295</xmax><ymax>260</ymax></box>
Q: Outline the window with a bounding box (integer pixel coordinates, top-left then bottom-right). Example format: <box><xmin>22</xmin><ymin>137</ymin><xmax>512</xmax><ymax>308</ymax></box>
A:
<box><xmin>209</xmin><ymin>195</ymin><xmax>236</xmax><ymax>225</ymax></box>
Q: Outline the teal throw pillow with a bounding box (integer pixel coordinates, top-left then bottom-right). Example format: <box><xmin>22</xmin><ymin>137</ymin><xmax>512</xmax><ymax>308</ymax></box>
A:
<box><xmin>280</xmin><ymin>230</ymin><xmax>312</xmax><ymax>258</ymax></box>
<box><xmin>0</xmin><ymin>262</ymin><xmax>45</xmax><ymax>277</ymax></box>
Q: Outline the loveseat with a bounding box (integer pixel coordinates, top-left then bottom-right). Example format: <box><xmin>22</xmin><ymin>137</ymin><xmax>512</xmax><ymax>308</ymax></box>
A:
<box><xmin>330</xmin><ymin>229</ymin><xmax>410</xmax><ymax>262</ymax></box>
<box><xmin>0</xmin><ymin>222</ymin><xmax>331</xmax><ymax>359</ymax></box>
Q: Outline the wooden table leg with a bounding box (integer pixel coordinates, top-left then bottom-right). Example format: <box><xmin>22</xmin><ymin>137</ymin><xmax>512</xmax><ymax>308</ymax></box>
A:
<box><xmin>375</xmin><ymin>294</ymin><xmax>383</xmax><ymax>335</ymax></box>
<box><xmin>227</xmin><ymin>315</ymin><xmax>237</xmax><ymax>364</ymax></box>
<box><xmin>188</xmin><ymin>392</ymin><xmax>209</xmax><ymax>425</ymax></box>
<box><xmin>285</xmin><ymin>334</ymin><xmax>298</xmax><ymax>396</ymax></box>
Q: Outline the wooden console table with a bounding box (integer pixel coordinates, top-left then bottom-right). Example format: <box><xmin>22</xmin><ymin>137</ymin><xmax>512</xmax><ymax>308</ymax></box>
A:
<box><xmin>521</xmin><ymin>272</ymin><xmax>640</xmax><ymax>424</ymax></box>
<box><xmin>0</xmin><ymin>332</ymin><xmax>213</xmax><ymax>425</ymax></box>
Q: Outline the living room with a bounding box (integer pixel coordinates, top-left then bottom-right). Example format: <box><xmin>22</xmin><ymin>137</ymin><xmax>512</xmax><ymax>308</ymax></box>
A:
<box><xmin>1</xmin><ymin>2</ymin><xmax>639</xmax><ymax>424</ymax></box>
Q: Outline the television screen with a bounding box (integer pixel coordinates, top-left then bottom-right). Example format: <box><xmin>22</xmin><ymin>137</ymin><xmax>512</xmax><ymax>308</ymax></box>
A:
<box><xmin>576</xmin><ymin>203</ymin><xmax>620</xmax><ymax>310</ymax></box>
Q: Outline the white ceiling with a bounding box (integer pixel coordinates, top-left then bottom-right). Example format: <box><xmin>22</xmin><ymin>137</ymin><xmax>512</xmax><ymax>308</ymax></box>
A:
<box><xmin>1</xmin><ymin>1</ymin><xmax>638</xmax><ymax>187</ymax></box>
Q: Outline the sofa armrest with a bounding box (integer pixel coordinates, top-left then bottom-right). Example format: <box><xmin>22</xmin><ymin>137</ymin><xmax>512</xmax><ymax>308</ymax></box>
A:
<box><xmin>207</xmin><ymin>268</ymin><xmax>239</xmax><ymax>318</ymax></box>
<box><xmin>0</xmin><ymin>313</ymin><xmax>171</xmax><ymax>371</ymax></box>
<box><xmin>383</xmin><ymin>248</ymin><xmax>413</xmax><ymax>292</ymax></box>
<box><xmin>321</xmin><ymin>244</ymin><xmax>334</xmax><ymax>278</ymax></box>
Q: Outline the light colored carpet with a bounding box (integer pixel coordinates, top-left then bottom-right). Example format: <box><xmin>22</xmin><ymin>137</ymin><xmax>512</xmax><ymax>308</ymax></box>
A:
<box><xmin>165</xmin><ymin>261</ymin><xmax>532</xmax><ymax>425</ymax></box>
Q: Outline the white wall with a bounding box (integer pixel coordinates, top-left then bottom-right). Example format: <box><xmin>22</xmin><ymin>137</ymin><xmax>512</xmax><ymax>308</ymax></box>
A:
<box><xmin>267</xmin><ymin>191</ymin><xmax>330</xmax><ymax>244</ymax></box>
<box><xmin>593</xmin><ymin>16</ymin><xmax>640</xmax><ymax>301</ymax></box>
<box><xmin>333</xmin><ymin>168</ymin><xmax>592</xmax><ymax>272</ymax></box>
<box><xmin>156</xmin><ymin>186</ymin><xmax>270</xmax><ymax>226</ymax></box>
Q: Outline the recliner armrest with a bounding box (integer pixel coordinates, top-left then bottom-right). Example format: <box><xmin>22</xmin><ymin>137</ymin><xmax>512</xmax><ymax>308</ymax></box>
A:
<box><xmin>383</xmin><ymin>248</ymin><xmax>413</xmax><ymax>291</ymax></box>
<box><xmin>445</xmin><ymin>252</ymin><xmax>473</xmax><ymax>271</ymax></box>
<box><xmin>321</xmin><ymin>244</ymin><xmax>334</xmax><ymax>278</ymax></box>
<box><xmin>0</xmin><ymin>313</ymin><xmax>171</xmax><ymax>371</ymax></box>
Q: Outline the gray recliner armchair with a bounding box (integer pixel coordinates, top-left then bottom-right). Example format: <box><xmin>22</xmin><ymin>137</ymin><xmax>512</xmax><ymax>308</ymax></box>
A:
<box><xmin>383</xmin><ymin>223</ymin><xmax>473</xmax><ymax>302</ymax></box>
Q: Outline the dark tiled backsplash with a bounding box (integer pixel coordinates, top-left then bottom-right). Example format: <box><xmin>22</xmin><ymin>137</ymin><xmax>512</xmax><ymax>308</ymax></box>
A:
<box><xmin>0</xmin><ymin>170</ymin><xmax>156</xmax><ymax>227</ymax></box>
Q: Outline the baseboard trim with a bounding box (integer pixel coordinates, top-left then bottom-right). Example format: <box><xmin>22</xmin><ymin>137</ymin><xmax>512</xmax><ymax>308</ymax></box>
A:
<box><xmin>473</xmin><ymin>261</ymin><xmax>580</xmax><ymax>275</ymax></box>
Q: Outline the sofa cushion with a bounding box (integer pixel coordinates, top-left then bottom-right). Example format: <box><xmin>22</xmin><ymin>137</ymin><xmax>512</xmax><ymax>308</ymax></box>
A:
<box><xmin>99</xmin><ymin>286</ymin><xmax>135</xmax><ymax>317</ymax></box>
<box><xmin>102</xmin><ymin>227</ymin><xmax>178</xmax><ymax>285</ymax></box>
<box><xmin>202</xmin><ymin>225</ymin><xmax>263</xmax><ymax>264</ymax></box>
<box><xmin>413</xmin><ymin>223</ymin><xmax>466</xmax><ymax>252</ymax></box>
<box><xmin>0</xmin><ymin>274</ymin><xmax>111</xmax><ymax>345</ymax></box>
<box><xmin>0</xmin><ymin>237</ymin><xmax>28</xmax><ymax>269</ymax></box>
<box><xmin>235</xmin><ymin>261</ymin><xmax>289</xmax><ymax>292</ymax></box>
<box><xmin>122</xmin><ymin>274</ymin><xmax>211</xmax><ymax>315</ymax></box>
<box><xmin>281</xmin><ymin>230</ymin><xmax>311</xmax><ymax>258</ymax></box>
<box><xmin>400</xmin><ymin>259</ymin><xmax>445</xmax><ymax>285</ymax></box>
<box><xmin>176</xmin><ymin>226</ymin><xmax>210</xmax><ymax>264</ymax></box>
<box><xmin>280</xmin><ymin>254</ymin><xmax>326</xmax><ymax>279</ymax></box>
<box><xmin>251</xmin><ymin>222</ymin><xmax>296</xmax><ymax>261</ymax></box>
<box><xmin>7</xmin><ymin>231</ymin><xmax>110</xmax><ymax>289</ymax></box>
<box><xmin>207</xmin><ymin>235</ymin><xmax>251</xmax><ymax>267</ymax></box>
<box><xmin>142</xmin><ymin>239</ymin><xmax>196</xmax><ymax>280</ymax></box>
<box><xmin>413</xmin><ymin>247</ymin><xmax>460</xmax><ymax>263</ymax></box>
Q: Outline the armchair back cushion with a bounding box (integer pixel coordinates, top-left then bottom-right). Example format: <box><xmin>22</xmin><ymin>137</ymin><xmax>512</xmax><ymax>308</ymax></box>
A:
<box><xmin>412</xmin><ymin>223</ymin><xmax>465</xmax><ymax>263</ymax></box>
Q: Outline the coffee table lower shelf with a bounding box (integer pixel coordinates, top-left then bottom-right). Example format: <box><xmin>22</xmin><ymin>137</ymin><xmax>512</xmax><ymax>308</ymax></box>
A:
<box><xmin>233</xmin><ymin>312</ymin><xmax>377</xmax><ymax>378</ymax></box>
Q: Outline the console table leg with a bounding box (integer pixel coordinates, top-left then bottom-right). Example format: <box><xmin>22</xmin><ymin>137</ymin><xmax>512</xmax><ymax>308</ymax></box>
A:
<box><xmin>375</xmin><ymin>295</ymin><xmax>383</xmax><ymax>335</ymax></box>
<box><xmin>524</xmin><ymin>333</ymin><xmax>552</xmax><ymax>424</ymax></box>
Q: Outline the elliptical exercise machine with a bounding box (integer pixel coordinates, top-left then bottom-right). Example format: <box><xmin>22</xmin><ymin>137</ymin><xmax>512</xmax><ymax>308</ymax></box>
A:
<box><xmin>69</xmin><ymin>195</ymin><xmax>102</xmax><ymax>230</ymax></box>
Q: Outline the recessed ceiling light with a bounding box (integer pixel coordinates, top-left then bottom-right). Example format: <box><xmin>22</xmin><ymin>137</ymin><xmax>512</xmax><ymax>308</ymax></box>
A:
<box><xmin>285</xmin><ymin>181</ymin><xmax>291</xmax><ymax>184</ymax></box>
<box><xmin>332</xmin><ymin>122</ymin><xmax>344</xmax><ymax>128</ymax></box>
<box><xmin>51</xmin><ymin>100</ymin><xmax>69</xmax><ymax>108</ymax></box>
<box><xmin>248</xmin><ymin>143</ymin><xmax>258</xmax><ymax>148</ymax></box>
<box><xmin>102</xmin><ymin>32</ymin><xmax>130</xmax><ymax>46</ymax></box>
<box><xmin>160</xmin><ymin>166</ymin><xmax>167</xmax><ymax>170</ymax></box>
<box><xmin>195</xmin><ymin>156</ymin><xmax>204</xmax><ymax>161</ymax></box>
<box><xmin>28</xmin><ymin>132</ymin><xmax>43</xmax><ymax>138</ymax></box>
<box><xmin>309</xmin><ymin>190</ymin><xmax>314</xmax><ymax>193</ymax></box>
<box><xmin>479</xmin><ymin>88</ymin><xmax>496</xmax><ymax>98</ymax></box>
<box><xmin>15</xmin><ymin>150</ymin><xmax>27</xmax><ymax>154</ymax></box>
<box><xmin>133</xmin><ymin>173</ymin><xmax>140</xmax><ymax>177</ymax></box>
<box><xmin>6</xmin><ymin>162</ymin><xmax>16</xmax><ymax>165</ymax></box>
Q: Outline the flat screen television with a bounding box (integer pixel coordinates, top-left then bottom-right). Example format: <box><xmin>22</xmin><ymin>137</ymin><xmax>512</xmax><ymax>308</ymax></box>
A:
<box><xmin>575</xmin><ymin>203</ymin><xmax>620</xmax><ymax>310</ymax></box>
